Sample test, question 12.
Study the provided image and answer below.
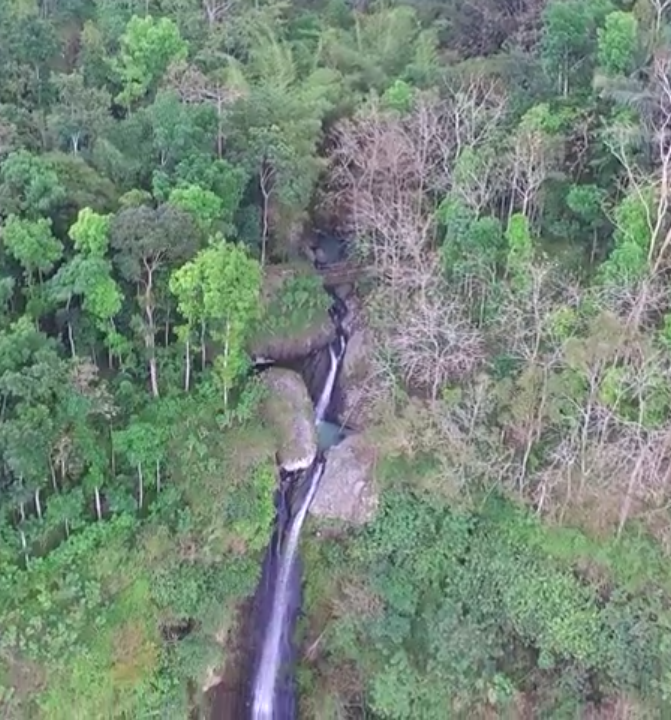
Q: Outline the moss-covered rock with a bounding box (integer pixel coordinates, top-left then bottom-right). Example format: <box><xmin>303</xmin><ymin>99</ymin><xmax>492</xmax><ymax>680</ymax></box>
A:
<box><xmin>249</xmin><ymin>263</ymin><xmax>334</xmax><ymax>361</ymax></box>
<box><xmin>261</xmin><ymin>367</ymin><xmax>317</xmax><ymax>471</ymax></box>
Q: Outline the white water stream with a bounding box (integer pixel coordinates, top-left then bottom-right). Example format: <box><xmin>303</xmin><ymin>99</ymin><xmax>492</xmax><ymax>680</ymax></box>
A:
<box><xmin>251</xmin><ymin>331</ymin><xmax>347</xmax><ymax>719</ymax></box>
<box><xmin>250</xmin><ymin>458</ymin><xmax>326</xmax><ymax>719</ymax></box>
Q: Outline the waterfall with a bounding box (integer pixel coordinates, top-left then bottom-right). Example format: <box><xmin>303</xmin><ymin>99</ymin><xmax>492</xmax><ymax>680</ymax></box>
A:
<box><xmin>251</xmin><ymin>458</ymin><xmax>326</xmax><ymax>719</ymax></box>
<box><xmin>248</xmin><ymin>308</ymin><xmax>349</xmax><ymax>719</ymax></box>
<box><xmin>315</xmin><ymin>333</ymin><xmax>346</xmax><ymax>423</ymax></box>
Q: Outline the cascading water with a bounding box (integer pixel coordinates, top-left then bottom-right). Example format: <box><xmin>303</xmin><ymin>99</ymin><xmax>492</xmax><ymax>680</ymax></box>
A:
<box><xmin>250</xmin><ymin>458</ymin><xmax>326</xmax><ymax>719</ymax></box>
<box><xmin>247</xmin><ymin>300</ymin><xmax>349</xmax><ymax>719</ymax></box>
<box><xmin>315</xmin><ymin>342</ymin><xmax>339</xmax><ymax>422</ymax></box>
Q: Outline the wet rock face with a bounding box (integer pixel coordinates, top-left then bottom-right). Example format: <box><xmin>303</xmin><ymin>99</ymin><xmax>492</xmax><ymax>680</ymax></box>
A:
<box><xmin>261</xmin><ymin>368</ymin><xmax>317</xmax><ymax>472</ymax></box>
<box><xmin>310</xmin><ymin>434</ymin><xmax>378</xmax><ymax>524</ymax></box>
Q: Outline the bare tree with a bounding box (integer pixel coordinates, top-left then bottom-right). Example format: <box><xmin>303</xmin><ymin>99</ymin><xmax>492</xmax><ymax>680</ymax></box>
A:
<box><xmin>605</xmin><ymin>53</ymin><xmax>671</xmax><ymax>278</ymax></box>
<box><xmin>328</xmin><ymin>79</ymin><xmax>506</xmax><ymax>281</ymax></box>
<box><xmin>202</xmin><ymin>0</ymin><xmax>235</xmax><ymax>27</ymax></box>
<box><xmin>386</xmin><ymin>282</ymin><xmax>486</xmax><ymax>399</ymax></box>
<box><xmin>506</xmin><ymin>111</ymin><xmax>562</xmax><ymax>225</ymax></box>
<box><xmin>648</xmin><ymin>0</ymin><xmax>671</xmax><ymax>39</ymax></box>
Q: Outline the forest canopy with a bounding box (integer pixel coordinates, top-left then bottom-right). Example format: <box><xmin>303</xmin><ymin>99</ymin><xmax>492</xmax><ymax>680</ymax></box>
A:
<box><xmin>1</xmin><ymin>0</ymin><xmax>671</xmax><ymax>717</ymax></box>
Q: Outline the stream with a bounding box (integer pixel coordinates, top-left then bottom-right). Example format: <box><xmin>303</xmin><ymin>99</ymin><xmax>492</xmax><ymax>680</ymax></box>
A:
<box><xmin>245</xmin><ymin>286</ymin><xmax>350</xmax><ymax>718</ymax></box>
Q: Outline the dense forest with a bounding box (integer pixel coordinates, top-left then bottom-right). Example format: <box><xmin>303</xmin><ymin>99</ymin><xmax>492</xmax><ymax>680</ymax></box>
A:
<box><xmin>2</xmin><ymin>0</ymin><xmax>671</xmax><ymax>717</ymax></box>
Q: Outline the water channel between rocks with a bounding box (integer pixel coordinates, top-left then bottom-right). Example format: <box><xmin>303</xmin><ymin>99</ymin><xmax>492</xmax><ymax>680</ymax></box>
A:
<box><xmin>208</xmin><ymin>234</ymin><xmax>355</xmax><ymax>720</ymax></box>
<box><xmin>247</xmin><ymin>309</ymin><xmax>348</xmax><ymax>720</ymax></box>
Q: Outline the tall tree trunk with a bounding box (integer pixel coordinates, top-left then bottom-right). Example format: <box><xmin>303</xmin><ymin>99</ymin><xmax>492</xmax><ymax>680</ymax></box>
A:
<box><xmin>222</xmin><ymin>319</ymin><xmax>230</xmax><ymax>408</ymax></box>
<box><xmin>20</xmin><ymin>529</ymin><xmax>28</xmax><ymax>564</ymax></box>
<box><xmin>49</xmin><ymin>461</ymin><xmax>58</xmax><ymax>492</ymax></box>
<box><xmin>94</xmin><ymin>486</ymin><xmax>102</xmax><ymax>521</ymax></box>
<box><xmin>35</xmin><ymin>489</ymin><xmax>42</xmax><ymax>520</ymax></box>
<box><xmin>164</xmin><ymin>308</ymin><xmax>171</xmax><ymax>347</ymax></box>
<box><xmin>216</xmin><ymin>98</ymin><xmax>224</xmax><ymax>158</ymax></box>
<box><xmin>185</xmin><ymin>337</ymin><xmax>191</xmax><ymax>392</ymax></box>
<box><xmin>260</xmin><ymin>164</ymin><xmax>273</xmax><ymax>266</ymax></box>
<box><xmin>156</xmin><ymin>459</ymin><xmax>161</xmax><ymax>494</ymax></box>
<box><xmin>67</xmin><ymin>321</ymin><xmax>76</xmax><ymax>358</ymax></box>
<box><xmin>148</xmin><ymin>351</ymin><xmax>159</xmax><ymax>398</ymax></box>
<box><xmin>144</xmin><ymin>272</ymin><xmax>159</xmax><ymax>398</ymax></box>
<box><xmin>137</xmin><ymin>461</ymin><xmax>144</xmax><ymax>510</ymax></box>
<box><xmin>200</xmin><ymin>320</ymin><xmax>207</xmax><ymax>371</ymax></box>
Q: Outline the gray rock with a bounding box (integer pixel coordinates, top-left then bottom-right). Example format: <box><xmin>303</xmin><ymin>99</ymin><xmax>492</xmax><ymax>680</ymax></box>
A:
<box><xmin>332</xmin><ymin>282</ymin><xmax>354</xmax><ymax>301</ymax></box>
<box><xmin>310</xmin><ymin>434</ymin><xmax>378</xmax><ymax>524</ymax></box>
<box><xmin>261</xmin><ymin>368</ymin><xmax>317</xmax><ymax>471</ymax></box>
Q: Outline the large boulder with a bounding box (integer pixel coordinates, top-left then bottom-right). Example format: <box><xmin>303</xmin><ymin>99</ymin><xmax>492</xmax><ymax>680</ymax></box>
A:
<box><xmin>261</xmin><ymin>368</ymin><xmax>317</xmax><ymax>472</ymax></box>
<box><xmin>248</xmin><ymin>263</ymin><xmax>335</xmax><ymax>362</ymax></box>
<box><xmin>310</xmin><ymin>433</ymin><xmax>378</xmax><ymax>524</ymax></box>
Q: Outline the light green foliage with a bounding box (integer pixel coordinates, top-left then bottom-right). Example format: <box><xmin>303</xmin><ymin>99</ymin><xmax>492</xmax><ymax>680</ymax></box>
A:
<box><xmin>169</xmin><ymin>258</ymin><xmax>202</xmax><ymax>341</ymax></box>
<box><xmin>599</xmin><ymin>188</ymin><xmax>652</xmax><ymax>285</ymax></box>
<box><xmin>69</xmin><ymin>206</ymin><xmax>111</xmax><ymax>255</ymax></box>
<box><xmin>114</xmin><ymin>15</ymin><xmax>188</xmax><ymax>108</ymax></box>
<box><xmin>597</xmin><ymin>11</ymin><xmax>639</xmax><ymax>76</ymax></box>
<box><xmin>170</xmin><ymin>238</ymin><xmax>262</xmax><ymax>402</ymax></box>
<box><xmin>48</xmin><ymin>208</ymin><xmax>122</xmax><ymax>345</ymax></box>
<box><xmin>2</xmin><ymin>216</ymin><xmax>63</xmax><ymax>284</ymax></box>
<box><xmin>168</xmin><ymin>183</ymin><xmax>223</xmax><ymax>235</ymax></box>
<box><xmin>381</xmin><ymin>78</ymin><xmax>414</xmax><ymax>113</ymax></box>
<box><xmin>505</xmin><ymin>212</ymin><xmax>534</xmax><ymax>291</ymax></box>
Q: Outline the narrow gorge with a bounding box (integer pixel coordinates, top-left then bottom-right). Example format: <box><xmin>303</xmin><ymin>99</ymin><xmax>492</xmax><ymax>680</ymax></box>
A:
<box><xmin>228</xmin><ymin>237</ymin><xmax>372</xmax><ymax>719</ymax></box>
<box><xmin>249</xmin><ymin>298</ymin><xmax>347</xmax><ymax>719</ymax></box>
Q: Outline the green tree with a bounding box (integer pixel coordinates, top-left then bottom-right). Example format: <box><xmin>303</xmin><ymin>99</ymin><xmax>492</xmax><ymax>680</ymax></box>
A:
<box><xmin>505</xmin><ymin>212</ymin><xmax>534</xmax><ymax>293</ymax></box>
<box><xmin>2</xmin><ymin>216</ymin><xmax>63</xmax><ymax>287</ymax></box>
<box><xmin>597</xmin><ymin>11</ymin><xmax>639</xmax><ymax>76</ymax></box>
<box><xmin>227</xmin><ymin>26</ymin><xmax>339</xmax><ymax>260</ymax></box>
<box><xmin>49</xmin><ymin>71</ymin><xmax>111</xmax><ymax>155</ymax></box>
<box><xmin>169</xmin><ymin>238</ymin><xmax>262</xmax><ymax>405</ymax></box>
<box><xmin>566</xmin><ymin>183</ymin><xmax>608</xmax><ymax>261</ymax></box>
<box><xmin>168</xmin><ymin>183</ymin><xmax>223</xmax><ymax>236</ymax></box>
<box><xmin>598</xmin><ymin>188</ymin><xmax>652</xmax><ymax>286</ymax></box>
<box><xmin>0</xmin><ymin>150</ymin><xmax>65</xmax><ymax>217</ymax></box>
<box><xmin>541</xmin><ymin>0</ymin><xmax>614</xmax><ymax>95</ymax></box>
<box><xmin>46</xmin><ymin>208</ymin><xmax>123</xmax><ymax>358</ymax></box>
<box><xmin>144</xmin><ymin>89</ymin><xmax>213</xmax><ymax>174</ymax></box>
<box><xmin>113</xmin><ymin>418</ymin><xmax>166</xmax><ymax>510</ymax></box>
<box><xmin>110</xmin><ymin>204</ymin><xmax>199</xmax><ymax>397</ymax></box>
<box><xmin>114</xmin><ymin>15</ymin><xmax>188</xmax><ymax>110</ymax></box>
